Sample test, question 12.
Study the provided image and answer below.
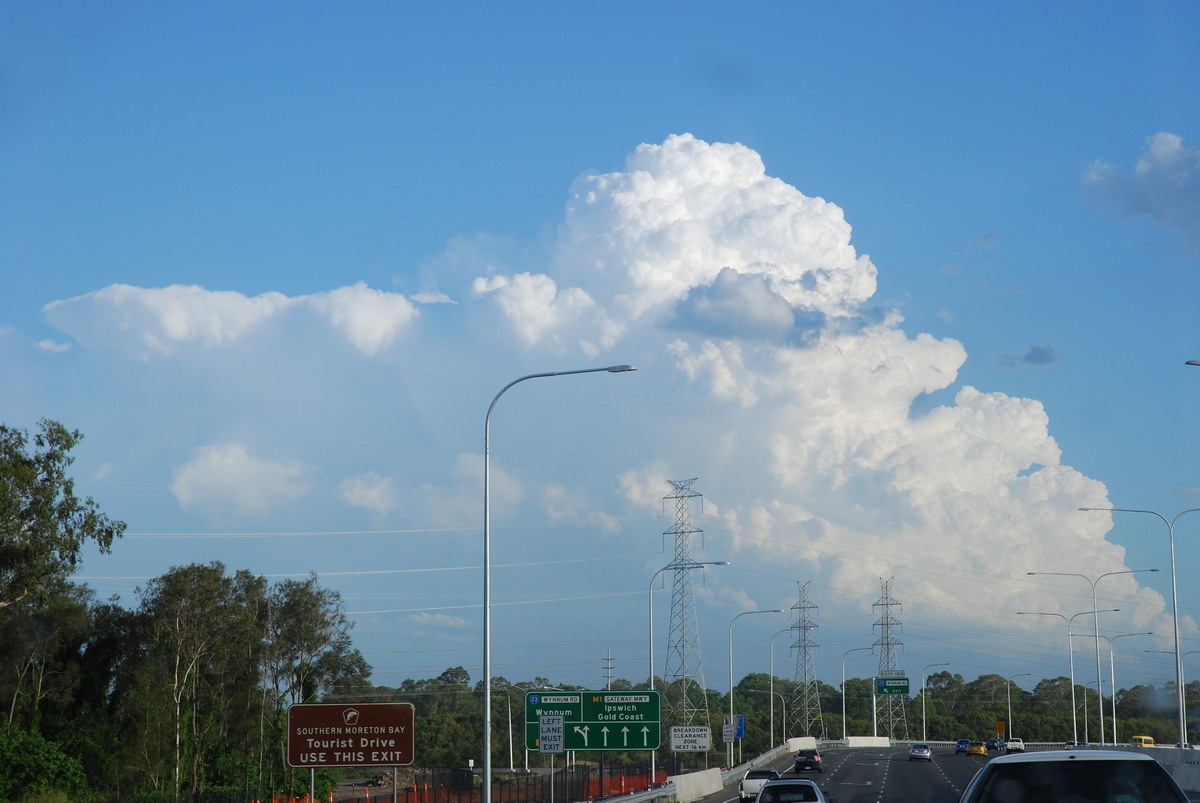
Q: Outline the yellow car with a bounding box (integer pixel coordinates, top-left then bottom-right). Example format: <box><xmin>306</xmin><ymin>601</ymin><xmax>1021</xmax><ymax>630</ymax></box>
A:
<box><xmin>967</xmin><ymin>741</ymin><xmax>987</xmax><ymax>756</ymax></box>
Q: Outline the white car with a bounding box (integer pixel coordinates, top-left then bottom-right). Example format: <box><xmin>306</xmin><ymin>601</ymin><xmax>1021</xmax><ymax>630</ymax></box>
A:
<box><xmin>1003</xmin><ymin>738</ymin><xmax>1024</xmax><ymax>753</ymax></box>
<box><xmin>739</xmin><ymin>769</ymin><xmax>779</xmax><ymax>801</ymax></box>
<box><xmin>754</xmin><ymin>778</ymin><xmax>828</xmax><ymax>803</ymax></box>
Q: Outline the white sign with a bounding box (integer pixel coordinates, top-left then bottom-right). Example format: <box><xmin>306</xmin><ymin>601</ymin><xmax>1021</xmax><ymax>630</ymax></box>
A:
<box><xmin>539</xmin><ymin>715</ymin><xmax>565</xmax><ymax>754</ymax></box>
<box><xmin>670</xmin><ymin>725</ymin><xmax>711</xmax><ymax>752</ymax></box>
<box><xmin>722</xmin><ymin>723</ymin><xmax>736</xmax><ymax>743</ymax></box>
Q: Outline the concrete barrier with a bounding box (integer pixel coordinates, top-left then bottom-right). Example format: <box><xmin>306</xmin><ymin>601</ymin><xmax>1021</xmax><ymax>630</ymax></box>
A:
<box><xmin>844</xmin><ymin>736</ymin><xmax>891</xmax><ymax>748</ymax></box>
<box><xmin>1124</xmin><ymin>746</ymin><xmax>1200</xmax><ymax>792</ymax></box>
<box><xmin>784</xmin><ymin>737</ymin><xmax>817</xmax><ymax>751</ymax></box>
<box><xmin>666</xmin><ymin>767</ymin><xmax>723</xmax><ymax>803</ymax></box>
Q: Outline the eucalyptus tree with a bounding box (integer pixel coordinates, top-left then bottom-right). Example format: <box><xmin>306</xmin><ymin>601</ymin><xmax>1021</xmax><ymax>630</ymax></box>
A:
<box><xmin>0</xmin><ymin>582</ymin><xmax>91</xmax><ymax>733</ymax></box>
<box><xmin>260</xmin><ymin>575</ymin><xmax>368</xmax><ymax>792</ymax></box>
<box><xmin>132</xmin><ymin>562</ymin><xmax>267</xmax><ymax>799</ymax></box>
<box><xmin>263</xmin><ymin>575</ymin><xmax>364</xmax><ymax>707</ymax></box>
<box><xmin>0</xmin><ymin>420</ymin><xmax>124</xmax><ymax>609</ymax></box>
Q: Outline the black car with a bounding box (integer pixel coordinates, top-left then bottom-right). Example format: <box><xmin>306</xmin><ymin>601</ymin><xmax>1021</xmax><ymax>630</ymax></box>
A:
<box><xmin>794</xmin><ymin>748</ymin><xmax>823</xmax><ymax>773</ymax></box>
<box><xmin>984</xmin><ymin>738</ymin><xmax>1002</xmax><ymax>751</ymax></box>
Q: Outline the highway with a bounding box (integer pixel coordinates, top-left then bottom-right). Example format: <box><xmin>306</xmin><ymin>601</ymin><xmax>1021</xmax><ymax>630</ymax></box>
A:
<box><xmin>707</xmin><ymin>745</ymin><xmax>1200</xmax><ymax>803</ymax></box>
<box><xmin>717</xmin><ymin>744</ymin><xmax>981</xmax><ymax>803</ymax></box>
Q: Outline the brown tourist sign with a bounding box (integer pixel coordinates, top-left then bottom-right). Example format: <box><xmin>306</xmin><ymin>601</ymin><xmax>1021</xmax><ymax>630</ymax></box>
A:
<box><xmin>287</xmin><ymin>702</ymin><xmax>415</xmax><ymax>767</ymax></box>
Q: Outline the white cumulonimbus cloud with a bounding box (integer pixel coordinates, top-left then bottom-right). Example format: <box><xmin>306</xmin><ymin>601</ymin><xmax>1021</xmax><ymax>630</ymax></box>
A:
<box><xmin>39</xmin><ymin>132</ymin><xmax>1173</xmax><ymax>650</ymax></box>
<box><xmin>469</xmin><ymin>133</ymin><xmax>1162</xmax><ymax>635</ymax></box>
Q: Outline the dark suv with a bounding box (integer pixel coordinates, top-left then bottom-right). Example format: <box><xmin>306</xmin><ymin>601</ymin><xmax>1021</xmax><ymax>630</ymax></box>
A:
<box><xmin>794</xmin><ymin>748</ymin><xmax>823</xmax><ymax>773</ymax></box>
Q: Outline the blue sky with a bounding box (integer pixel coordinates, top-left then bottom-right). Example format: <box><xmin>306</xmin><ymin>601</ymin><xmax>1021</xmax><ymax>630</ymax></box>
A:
<box><xmin>3</xmin><ymin>2</ymin><xmax>1200</xmax><ymax>703</ymax></box>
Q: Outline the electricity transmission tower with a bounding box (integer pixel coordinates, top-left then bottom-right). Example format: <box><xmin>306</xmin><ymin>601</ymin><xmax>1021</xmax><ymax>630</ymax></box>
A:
<box><xmin>872</xmin><ymin>577</ymin><xmax>910</xmax><ymax>740</ymax></box>
<box><xmin>791</xmin><ymin>581</ymin><xmax>826</xmax><ymax>738</ymax></box>
<box><xmin>661</xmin><ymin>479</ymin><xmax>711</xmax><ymax>729</ymax></box>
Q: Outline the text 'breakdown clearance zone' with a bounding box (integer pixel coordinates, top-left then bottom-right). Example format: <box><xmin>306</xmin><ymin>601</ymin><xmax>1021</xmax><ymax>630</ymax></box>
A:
<box><xmin>524</xmin><ymin>691</ymin><xmax>660</xmax><ymax>751</ymax></box>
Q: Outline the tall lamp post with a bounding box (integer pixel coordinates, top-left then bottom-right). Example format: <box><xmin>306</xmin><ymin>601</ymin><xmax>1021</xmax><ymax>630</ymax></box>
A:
<box><xmin>769</xmin><ymin>628</ymin><xmax>794</xmax><ymax>746</ymax></box>
<box><xmin>483</xmin><ymin>364</ymin><xmax>635</xmax><ymax>803</ymax></box>
<box><xmin>1145</xmin><ymin>648</ymin><xmax>1200</xmax><ymax>743</ymax></box>
<box><xmin>728</xmin><ymin>609</ymin><xmax>785</xmax><ymax>766</ymax></box>
<box><xmin>647</xmin><ymin>559</ymin><xmax>727</xmax><ymax>783</ymax></box>
<box><xmin>1006</xmin><ymin>673</ymin><xmax>1030</xmax><ymax>742</ymax></box>
<box><xmin>1099</xmin><ymin>632</ymin><xmax>1152</xmax><ymax>744</ymax></box>
<box><xmin>743</xmin><ymin>689</ymin><xmax>788</xmax><ymax>744</ymax></box>
<box><xmin>1080</xmin><ymin>507</ymin><xmax>1200</xmax><ymax>748</ymax></box>
<box><xmin>841</xmin><ymin>647</ymin><xmax>873</xmax><ymax>741</ymax></box>
<box><xmin>920</xmin><ymin>663</ymin><xmax>949</xmax><ymax>742</ymax></box>
<box><xmin>1027</xmin><ymin>568</ymin><xmax>1158</xmax><ymax>744</ymax></box>
<box><xmin>1018</xmin><ymin>609</ymin><xmax>1117</xmax><ymax>743</ymax></box>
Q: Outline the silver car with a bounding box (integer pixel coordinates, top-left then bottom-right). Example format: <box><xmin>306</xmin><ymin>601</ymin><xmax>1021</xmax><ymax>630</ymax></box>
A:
<box><xmin>958</xmin><ymin>749</ymin><xmax>1188</xmax><ymax>803</ymax></box>
<box><xmin>909</xmin><ymin>742</ymin><xmax>932</xmax><ymax>761</ymax></box>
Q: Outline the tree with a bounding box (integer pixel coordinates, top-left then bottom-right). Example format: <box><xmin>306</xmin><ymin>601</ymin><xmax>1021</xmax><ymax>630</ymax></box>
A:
<box><xmin>260</xmin><ymin>575</ymin><xmax>368</xmax><ymax>794</ymax></box>
<box><xmin>264</xmin><ymin>575</ymin><xmax>365</xmax><ymax>707</ymax></box>
<box><xmin>129</xmin><ymin>562</ymin><xmax>268</xmax><ymax>798</ymax></box>
<box><xmin>0</xmin><ymin>420</ymin><xmax>125</xmax><ymax>608</ymax></box>
<box><xmin>1</xmin><ymin>581</ymin><xmax>92</xmax><ymax>733</ymax></box>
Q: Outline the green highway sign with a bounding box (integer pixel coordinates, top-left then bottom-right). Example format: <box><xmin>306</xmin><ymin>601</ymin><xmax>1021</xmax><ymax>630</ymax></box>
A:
<box><xmin>876</xmin><ymin>677</ymin><xmax>910</xmax><ymax>696</ymax></box>
<box><xmin>525</xmin><ymin>691</ymin><xmax>660</xmax><ymax>751</ymax></box>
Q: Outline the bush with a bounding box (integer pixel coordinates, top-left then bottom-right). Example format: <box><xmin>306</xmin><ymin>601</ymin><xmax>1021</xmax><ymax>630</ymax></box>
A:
<box><xmin>0</xmin><ymin>725</ymin><xmax>88</xmax><ymax>801</ymax></box>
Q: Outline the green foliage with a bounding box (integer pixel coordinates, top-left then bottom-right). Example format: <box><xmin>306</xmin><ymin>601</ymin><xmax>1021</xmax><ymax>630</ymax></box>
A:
<box><xmin>0</xmin><ymin>724</ymin><xmax>87</xmax><ymax>800</ymax></box>
<box><xmin>0</xmin><ymin>420</ymin><xmax>125</xmax><ymax>609</ymax></box>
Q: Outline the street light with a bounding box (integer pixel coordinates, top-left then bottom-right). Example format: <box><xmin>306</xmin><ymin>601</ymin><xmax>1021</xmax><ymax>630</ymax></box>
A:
<box><xmin>743</xmin><ymin>688</ymin><xmax>787</xmax><ymax>745</ymax></box>
<box><xmin>1006</xmin><ymin>673</ymin><xmax>1031</xmax><ymax>742</ymax></box>
<box><xmin>482</xmin><ymin>364</ymin><xmax>636</xmax><ymax>803</ymax></box>
<box><xmin>1099</xmin><ymin>632</ymin><xmax>1153</xmax><ymax>744</ymax></box>
<box><xmin>769</xmin><ymin>628</ymin><xmax>794</xmax><ymax>746</ymax></box>
<box><xmin>1027</xmin><ymin>568</ymin><xmax>1158</xmax><ymax>744</ymax></box>
<box><xmin>841</xmin><ymin>647</ymin><xmax>873</xmax><ymax>741</ymax></box>
<box><xmin>921</xmin><ymin>662</ymin><xmax>949</xmax><ymax>742</ymax></box>
<box><xmin>728</xmin><ymin>609</ymin><xmax>785</xmax><ymax>766</ymax></box>
<box><xmin>1080</xmin><ymin>507</ymin><xmax>1200</xmax><ymax>748</ymax></box>
<box><xmin>1145</xmin><ymin>648</ymin><xmax>1200</xmax><ymax>741</ymax></box>
<box><xmin>1018</xmin><ymin>609</ymin><xmax>1117</xmax><ymax>743</ymax></box>
<box><xmin>647</xmin><ymin>559</ymin><xmax>727</xmax><ymax>783</ymax></box>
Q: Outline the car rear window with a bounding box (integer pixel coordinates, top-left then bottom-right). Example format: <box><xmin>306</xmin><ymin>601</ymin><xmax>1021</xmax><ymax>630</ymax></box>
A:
<box><xmin>759</xmin><ymin>785</ymin><xmax>820</xmax><ymax>803</ymax></box>
<box><xmin>968</xmin><ymin>759</ymin><xmax>1187</xmax><ymax>803</ymax></box>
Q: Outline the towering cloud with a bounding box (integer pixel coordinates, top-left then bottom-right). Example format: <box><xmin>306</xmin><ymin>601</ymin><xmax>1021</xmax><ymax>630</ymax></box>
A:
<box><xmin>38</xmin><ymin>134</ymin><xmax>1175</xmax><ymax>669</ymax></box>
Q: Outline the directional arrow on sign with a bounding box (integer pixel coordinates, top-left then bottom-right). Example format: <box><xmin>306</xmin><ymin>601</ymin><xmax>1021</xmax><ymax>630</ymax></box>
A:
<box><xmin>525</xmin><ymin>690</ymin><xmax>660</xmax><ymax>752</ymax></box>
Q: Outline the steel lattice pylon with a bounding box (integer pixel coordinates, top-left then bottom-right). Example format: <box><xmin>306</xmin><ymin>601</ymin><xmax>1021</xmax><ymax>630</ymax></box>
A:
<box><xmin>790</xmin><ymin>581</ymin><xmax>826</xmax><ymax>738</ymax></box>
<box><xmin>660</xmin><ymin>479</ymin><xmax>711</xmax><ymax>729</ymax></box>
<box><xmin>873</xmin><ymin>577</ymin><xmax>910</xmax><ymax>740</ymax></box>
